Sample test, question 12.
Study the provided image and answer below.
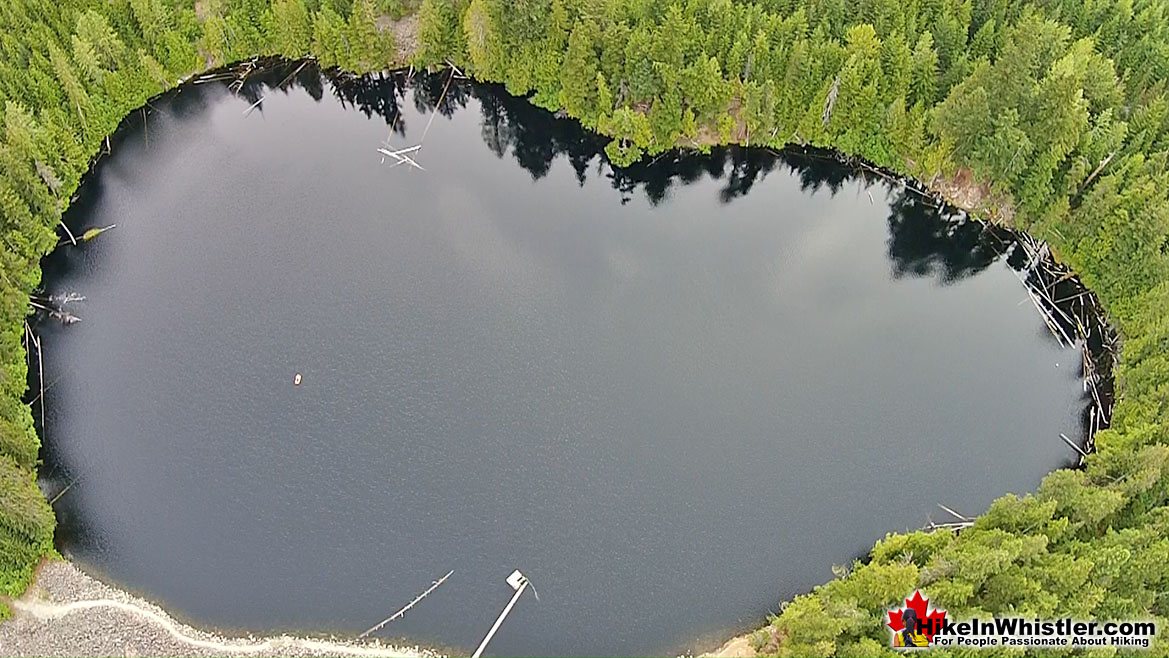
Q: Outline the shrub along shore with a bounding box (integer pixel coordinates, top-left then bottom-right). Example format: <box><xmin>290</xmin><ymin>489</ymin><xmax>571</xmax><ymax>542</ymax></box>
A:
<box><xmin>2</xmin><ymin>0</ymin><xmax>1169</xmax><ymax>655</ymax></box>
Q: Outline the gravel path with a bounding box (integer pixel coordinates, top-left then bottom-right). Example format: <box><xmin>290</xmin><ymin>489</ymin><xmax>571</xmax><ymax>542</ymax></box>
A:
<box><xmin>0</xmin><ymin>561</ymin><xmax>437</xmax><ymax>658</ymax></box>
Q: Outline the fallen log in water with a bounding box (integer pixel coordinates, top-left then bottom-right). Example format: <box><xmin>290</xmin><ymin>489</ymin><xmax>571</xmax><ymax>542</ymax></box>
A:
<box><xmin>81</xmin><ymin>224</ymin><xmax>115</xmax><ymax>242</ymax></box>
<box><xmin>377</xmin><ymin>146</ymin><xmax>425</xmax><ymax>171</ymax></box>
<box><xmin>29</xmin><ymin>299</ymin><xmax>82</xmax><ymax>324</ymax></box>
<box><xmin>358</xmin><ymin>570</ymin><xmax>454</xmax><ymax>639</ymax></box>
<box><xmin>1060</xmin><ymin>432</ymin><xmax>1089</xmax><ymax>461</ymax></box>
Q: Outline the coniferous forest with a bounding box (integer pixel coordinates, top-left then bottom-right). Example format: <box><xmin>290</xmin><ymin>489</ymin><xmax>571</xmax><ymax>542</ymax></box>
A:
<box><xmin>3</xmin><ymin>0</ymin><xmax>1169</xmax><ymax>654</ymax></box>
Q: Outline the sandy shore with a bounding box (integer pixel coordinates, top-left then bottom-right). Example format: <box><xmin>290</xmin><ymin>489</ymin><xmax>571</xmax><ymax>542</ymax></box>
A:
<box><xmin>700</xmin><ymin>634</ymin><xmax>757</xmax><ymax>658</ymax></box>
<box><xmin>0</xmin><ymin>560</ymin><xmax>766</xmax><ymax>657</ymax></box>
<box><xmin>0</xmin><ymin>561</ymin><xmax>437</xmax><ymax>658</ymax></box>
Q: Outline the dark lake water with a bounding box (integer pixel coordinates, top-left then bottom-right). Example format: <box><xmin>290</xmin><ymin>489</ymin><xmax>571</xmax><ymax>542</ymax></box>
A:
<box><xmin>40</xmin><ymin>64</ymin><xmax>1085</xmax><ymax>657</ymax></box>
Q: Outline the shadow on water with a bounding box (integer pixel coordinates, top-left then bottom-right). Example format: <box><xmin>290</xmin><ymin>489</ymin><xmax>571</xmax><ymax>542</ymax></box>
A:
<box><xmin>49</xmin><ymin>61</ymin><xmax>1022</xmax><ymax>293</ymax></box>
<box><xmin>325</xmin><ymin>64</ymin><xmax>1015</xmax><ymax>285</ymax></box>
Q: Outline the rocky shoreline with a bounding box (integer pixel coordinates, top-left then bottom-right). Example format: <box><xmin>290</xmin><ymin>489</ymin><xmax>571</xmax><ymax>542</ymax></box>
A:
<box><xmin>0</xmin><ymin>561</ymin><xmax>437</xmax><ymax>658</ymax></box>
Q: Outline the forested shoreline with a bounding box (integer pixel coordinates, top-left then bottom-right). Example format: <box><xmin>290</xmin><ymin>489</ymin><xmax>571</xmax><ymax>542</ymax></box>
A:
<box><xmin>2</xmin><ymin>0</ymin><xmax>1169</xmax><ymax>655</ymax></box>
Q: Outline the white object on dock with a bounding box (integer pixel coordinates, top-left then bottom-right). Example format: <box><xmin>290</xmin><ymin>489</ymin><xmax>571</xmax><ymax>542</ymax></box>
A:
<box><xmin>471</xmin><ymin>570</ymin><xmax>531</xmax><ymax>658</ymax></box>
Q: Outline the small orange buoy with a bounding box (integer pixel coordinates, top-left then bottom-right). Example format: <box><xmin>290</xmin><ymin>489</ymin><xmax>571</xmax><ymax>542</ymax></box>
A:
<box><xmin>293</xmin><ymin>373</ymin><xmax>302</xmax><ymax>386</ymax></box>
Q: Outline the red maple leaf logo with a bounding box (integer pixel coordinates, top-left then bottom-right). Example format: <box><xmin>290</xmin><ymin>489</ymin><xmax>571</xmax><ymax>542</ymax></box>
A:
<box><xmin>887</xmin><ymin>590</ymin><xmax>947</xmax><ymax>641</ymax></box>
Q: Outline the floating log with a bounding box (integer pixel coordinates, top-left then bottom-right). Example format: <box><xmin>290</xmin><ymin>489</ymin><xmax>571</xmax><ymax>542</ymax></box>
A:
<box><xmin>193</xmin><ymin>73</ymin><xmax>237</xmax><ymax>84</ymax></box>
<box><xmin>59</xmin><ymin>220</ymin><xmax>77</xmax><ymax>246</ymax></box>
<box><xmin>29</xmin><ymin>299</ymin><xmax>82</xmax><ymax>324</ymax></box>
<box><xmin>276</xmin><ymin>60</ymin><xmax>310</xmax><ymax>91</ymax></box>
<box><xmin>229</xmin><ymin>59</ymin><xmax>258</xmax><ymax>95</ymax></box>
<box><xmin>81</xmin><ymin>224</ymin><xmax>116</xmax><ymax>242</ymax></box>
<box><xmin>419</xmin><ymin>67</ymin><xmax>457</xmax><ymax>147</ymax></box>
<box><xmin>49</xmin><ymin>310</ymin><xmax>81</xmax><ymax>325</ymax></box>
<box><xmin>1060</xmin><ymin>432</ymin><xmax>1089</xmax><ymax>459</ymax></box>
<box><xmin>49</xmin><ymin>478</ymin><xmax>78</xmax><ymax>506</ymax></box>
<box><xmin>377</xmin><ymin>146</ymin><xmax>425</xmax><ymax>171</ymax></box>
<box><xmin>31</xmin><ymin>292</ymin><xmax>84</xmax><ymax>305</ymax></box>
<box><xmin>358</xmin><ymin>570</ymin><xmax>454</xmax><ymax>639</ymax></box>
<box><xmin>927</xmin><ymin>518</ymin><xmax>975</xmax><ymax>531</ymax></box>
<box><xmin>445</xmin><ymin>60</ymin><xmax>467</xmax><ymax>78</ymax></box>
<box><xmin>937</xmin><ymin>503</ymin><xmax>970</xmax><ymax>521</ymax></box>
<box><xmin>378</xmin><ymin>145</ymin><xmax>421</xmax><ymax>157</ymax></box>
<box><xmin>242</xmin><ymin>97</ymin><xmax>264</xmax><ymax>116</ymax></box>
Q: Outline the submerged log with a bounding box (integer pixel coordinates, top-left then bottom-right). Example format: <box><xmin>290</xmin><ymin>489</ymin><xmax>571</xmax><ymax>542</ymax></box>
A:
<box><xmin>30</xmin><ymin>299</ymin><xmax>82</xmax><ymax>324</ymax></box>
<box><xmin>48</xmin><ymin>310</ymin><xmax>81</xmax><ymax>324</ymax></box>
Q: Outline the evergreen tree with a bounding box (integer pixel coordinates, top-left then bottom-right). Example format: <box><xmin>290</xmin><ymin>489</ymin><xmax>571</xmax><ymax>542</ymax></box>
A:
<box><xmin>71</xmin><ymin>35</ymin><xmax>104</xmax><ymax>84</ymax></box>
<box><xmin>129</xmin><ymin>0</ymin><xmax>169</xmax><ymax>47</ymax></box>
<box><xmin>603</xmin><ymin>105</ymin><xmax>652</xmax><ymax>165</ymax></box>
<box><xmin>74</xmin><ymin>11</ymin><xmax>125</xmax><ymax>70</ymax></box>
<box><xmin>226</xmin><ymin>0</ymin><xmax>273</xmax><ymax>57</ymax></box>
<box><xmin>416</xmin><ymin>0</ymin><xmax>462</xmax><ymax>66</ymax></box>
<box><xmin>595</xmin><ymin>70</ymin><xmax>613</xmax><ymax>125</ymax></box>
<box><xmin>200</xmin><ymin>14</ymin><xmax>232</xmax><ymax>64</ymax></box>
<box><xmin>463</xmin><ymin>0</ymin><xmax>501</xmax><ymax>77</ymax></box>
<box><xmin>910</xmin><ymin>32</ymin><xmax>939</xmax><ymax>106</ymax></box>
<box><xmin>47</xmin><ymin>44</ymin><xmax>91</xmax><ymax>136</ymax></box>
<box><xmin>271</xmin><ymin>0</ymin><xmax>312</xmax><ymax>56</ymax></box>
<box><xmin>345</xmin><ymin>0</ymin><xmax>394</xmax><ymax>70</ymax></box>
<box><xmin>311</xmin><ymin>3</ymin><xmax>348</xmax><ymax>68</ymax></box>
<box><xmin>559</xmin><ymin>20</ymin><xmax>598</xmax><ymax>123</ymax></box>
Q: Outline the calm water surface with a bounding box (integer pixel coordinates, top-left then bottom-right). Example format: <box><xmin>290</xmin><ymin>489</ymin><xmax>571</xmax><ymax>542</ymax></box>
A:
<box><xmin>40</xmin><ymin>65</ymin><xmax>1085</xmax><ymax>657</ymax></box>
